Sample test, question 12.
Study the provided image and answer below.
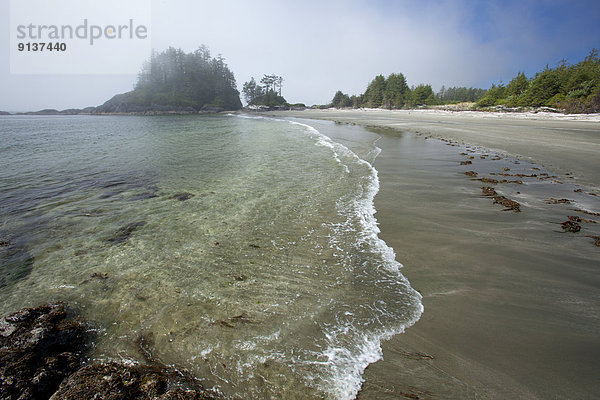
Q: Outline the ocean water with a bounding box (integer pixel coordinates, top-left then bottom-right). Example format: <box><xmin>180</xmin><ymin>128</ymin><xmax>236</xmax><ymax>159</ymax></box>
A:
<box><xmin>0</xmin><ymin>114</ymin><xmax>422</xmax><ymax>399</ymax></box>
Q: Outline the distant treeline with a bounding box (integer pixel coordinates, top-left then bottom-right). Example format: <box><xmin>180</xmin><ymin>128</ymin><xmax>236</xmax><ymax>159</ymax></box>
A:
<box><xmin>329</xmin><ymin>49</ymin><xmax>600</xmax><ymax>113</ymax></box>
<box><xmin>96</xmin><ymin>46</ymin><xmax>242</xmax><ymax>113</ymax></box>
<box><xmin>437</xmin><ymin>86</ymin><xmax>488</xmax><ymax>103</ymax></box>
<box><xmin>477</xmin><ymin>49</ymin><xmax>600</xmax><ymax>113</ymax></box>
<box><xmin>329</xmin><ymin>73</ymin><xmax>486</xmax><ymax>109</ymax></box>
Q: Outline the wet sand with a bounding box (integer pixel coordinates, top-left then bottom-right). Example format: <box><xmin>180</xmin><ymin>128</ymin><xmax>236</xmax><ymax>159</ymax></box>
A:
<box><xmin>264</xmin><ymin>110</ymin><xmax>600</xmax><ymax>399</ymax></box>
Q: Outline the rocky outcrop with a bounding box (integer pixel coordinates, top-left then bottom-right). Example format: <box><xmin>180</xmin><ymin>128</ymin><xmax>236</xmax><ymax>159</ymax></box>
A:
<box><xmin>0</xmin><ymin>303</ymin><xmax>89</xmax><ymax>399</ymax></box>
<box><xmin>93</xmin><ymin>92</ymin><xmax>199</xmax><ymax>114</ymax></box>
<box><xmin>50</xmin><ymin>362</ymin><xmax>218</xmax><ymax>400</ymax></box>
<box><xmin>0</xmin><ymin>304</ymin><xmax>222</xmax><ymax>400</ymax></box>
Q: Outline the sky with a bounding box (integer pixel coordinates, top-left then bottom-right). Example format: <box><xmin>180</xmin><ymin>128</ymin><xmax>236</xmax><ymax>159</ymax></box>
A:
<box><xmin>1</xmin><ymin>0</ymin><xmax>599</xmax><ymax>111</ymax></box>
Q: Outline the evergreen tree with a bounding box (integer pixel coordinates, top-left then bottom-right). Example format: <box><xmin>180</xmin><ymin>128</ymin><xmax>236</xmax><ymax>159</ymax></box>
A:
<box><xmin>242</xmin><ymin>78</ymin><xmax>264</xmax><ymax>104</ymax></box>
<box><xmin>476</xmin><ymin>49</ymin><xmax>600</xmax><ymax>111</ymax></box>
<box><xmin>477</xmin><ymin>83</ymin><xmax>506</xmax><ymax>107</ymax></box>
<box><xmin>519</xmin><ymin>67</ymin><xmax>563</xmax><ymax>107</ymax></box>
<box><xmin>383</xmin><ymin>73</ymin><xmax>408</xmax><ymax>108</ymax></box>
<box><xmin>437</xmin><ymin>86</ymin><xmax>487</xmax><ymax>103</ymax></box>
<box><xmin>331</xmin><ymin>91</ymin><xmax>351</xmax><ymax>108</ymax></box>
<box><xmin>437</xmin><ymin>85</ymin><xmax>447</xmax><ymax>101</ymax></box>
<box><xmin>505</xmin><ymin>72</ymin><xmax>529</xmax><ymax>97</ymax></box>
<box><xmin>408</xmin><ymin>84</ymin><xmax>436</xmax><ymax>106</ymax></box>
<box><xmin>364</xmin><ymin>75</ymin><xmax>386</xmax><ymax>107</ymax></box>
<box><xmin>563</xmin><ymin>49</ymin><xmax>600</xmax><ymax>99</ymax></box>
<box><xmin>350</xmin><ymin>95</ymin><xmax>361</xmax><ymax>108</ymax></box>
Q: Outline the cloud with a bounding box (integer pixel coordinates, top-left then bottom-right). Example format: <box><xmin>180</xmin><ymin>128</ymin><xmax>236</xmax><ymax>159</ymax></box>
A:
<box><xmin>149</xmin><ymin>0</ymin><xmax>512</xmax><ymax>104</ymax></box>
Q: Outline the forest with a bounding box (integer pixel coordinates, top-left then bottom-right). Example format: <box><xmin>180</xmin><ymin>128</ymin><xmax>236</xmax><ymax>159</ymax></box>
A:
<box><xmin>329</xmin><ymin>72</ymin><xmax>486</xmax><ymax>109</ymax></box>
<box><xmin>329</xmin><ymin>49</ymin><xmax>600</xmax><ymax>113</ymax></box>
<box><xmin>96</xmin><ymin>46</ymin><xmax>242</xmax><ymax>113</ymax></box>
<box><xmin>477</xmin><ymin>49</ymin><xmax>600</xmax><ymax>113</ymax></box>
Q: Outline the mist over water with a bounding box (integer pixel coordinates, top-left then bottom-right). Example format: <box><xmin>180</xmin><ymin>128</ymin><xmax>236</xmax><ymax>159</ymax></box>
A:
<box><xmin>0</xmin><ymin>114</ymin><xmax>422</xmax><ymax>399</ymax></box>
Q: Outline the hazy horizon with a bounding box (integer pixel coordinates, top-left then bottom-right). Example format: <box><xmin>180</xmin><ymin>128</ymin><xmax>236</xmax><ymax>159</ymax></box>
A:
<box><xmin>1</xmin><ymin>0</ymin><xmax>599</xmax><ymax>112</ymax></box>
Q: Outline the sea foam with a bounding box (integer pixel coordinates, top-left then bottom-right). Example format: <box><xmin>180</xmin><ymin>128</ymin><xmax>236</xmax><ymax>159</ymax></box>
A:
<box><xmin>234</xmin><ymin>114</ymin><xmax>423</xmax><ymax>399</ymax></box>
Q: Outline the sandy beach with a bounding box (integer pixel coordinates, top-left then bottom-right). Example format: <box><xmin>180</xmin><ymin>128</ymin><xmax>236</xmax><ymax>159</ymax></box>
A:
<box><xmin>263</xmin><ymin>109</ymin><xmax>600</xmax><ymax>399</ymax></box>
<box><xmin>269</xmin><ymin>109</ymin><xmax>600</xmax><ymax>191</ymax></box>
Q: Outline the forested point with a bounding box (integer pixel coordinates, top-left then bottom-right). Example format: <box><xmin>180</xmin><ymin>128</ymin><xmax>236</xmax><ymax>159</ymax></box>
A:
<box><xmin>328</xmin><ymin>49</ymin><xmax>600</xmax><ymax>114</ymax></box>
<box><xmin>95</xmin><ymin>46</ymin><xmax>242</xmax><ymax>113</ymax></box>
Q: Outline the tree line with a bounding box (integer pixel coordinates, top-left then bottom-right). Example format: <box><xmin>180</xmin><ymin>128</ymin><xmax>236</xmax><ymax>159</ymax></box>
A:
<box><xmin>329</xmin><ymin>73</ymin><xmax>486</xmax><ymax>109</ymax></box>
<box><xmin>329</xmin><ymin>49</ymin><xmax>600</xmax><ymax>113</ymax></box>
<box><xmin>477</xmin><ymin>49</ymin><xmax>600</xmax><ymax>113</ymax></box>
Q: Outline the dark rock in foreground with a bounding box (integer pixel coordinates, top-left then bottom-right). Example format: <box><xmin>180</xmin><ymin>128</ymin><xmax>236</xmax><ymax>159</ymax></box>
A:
<box><xmin>50</xmin><ymin>362</ymin><xmax>217</xmax><ymax>400</ymax></box>
<box><xmin>0</xmin><ymin>304</ymin><xmax>223</xmax><ymax>400</ymax></box>
<box><xmin>0</xmin><ymin>303</ymin><xmax>90</xmax><ymax>400</ymax></box>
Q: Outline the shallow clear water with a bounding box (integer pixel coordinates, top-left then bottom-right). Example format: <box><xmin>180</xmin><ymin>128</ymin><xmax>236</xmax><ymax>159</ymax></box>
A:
<box><xmin>0</xmin><ymin>114</ymin><xmax>422</xmax><ymax>399</ymax></box>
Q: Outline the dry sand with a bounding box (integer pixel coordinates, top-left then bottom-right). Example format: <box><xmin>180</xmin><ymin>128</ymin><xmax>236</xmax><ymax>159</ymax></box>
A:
<box><xmin>262</xmin><ymin>110</ymin><xmax>600</xmax><ymax>399</ymax></box>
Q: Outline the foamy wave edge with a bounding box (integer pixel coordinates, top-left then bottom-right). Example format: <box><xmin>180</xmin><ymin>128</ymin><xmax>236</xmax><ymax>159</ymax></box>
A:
<box><xmin>230</xmin><ymin>114</ymin><xmax>424</xmax><ymax>399</ymax></box>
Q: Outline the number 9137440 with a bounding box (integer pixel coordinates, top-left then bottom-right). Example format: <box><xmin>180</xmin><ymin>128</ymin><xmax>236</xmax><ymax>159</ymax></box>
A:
<box><xmin>18</xmin><ymin>42</ymin><xmax>67</xmax><ymax>51</ymax></box>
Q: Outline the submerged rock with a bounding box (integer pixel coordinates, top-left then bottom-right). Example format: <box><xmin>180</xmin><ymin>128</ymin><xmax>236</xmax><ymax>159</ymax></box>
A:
<box><xmin>0</xmin><ymin>303</ymin><xmax>90</xmax><ymax>400</ymax></box>
<box><xmin>107</xmin><ymin>221</ymin><xmax>147</xmax><ymax>244</ymax></box>
<box><xmin>170</xmin><ymin>193</ymin><xmax>195</xmax><ymax>202</ymax></box>
<box><xmin>0</xmin><ymin>234</ymin><xmax>34</xmax><ymax>288</ymax></box>
<box><xmin>128</xmin><ymin>192</ymin><xmax>159</xmax><ymax>201</ymax></box>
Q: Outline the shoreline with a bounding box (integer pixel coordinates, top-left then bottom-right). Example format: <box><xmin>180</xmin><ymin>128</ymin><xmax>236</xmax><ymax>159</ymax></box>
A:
<box><xmin>266</xmin><ymin>110</ymin><xmax>600</xmax><ymax>398</ymax></box>
<box><xmin>3</xmin><ymin>106</ymin><xmax>600</xmax><ymax>119</ymax></box>
<box><xmin>261</xmin><ymin>108</ymin><xmax>600</xmax><ymax>192</ymax></box>
<box><xmin>329</xmin><ymin>107</ymin><xmax>600</xmax><ymax>121</ymax></box>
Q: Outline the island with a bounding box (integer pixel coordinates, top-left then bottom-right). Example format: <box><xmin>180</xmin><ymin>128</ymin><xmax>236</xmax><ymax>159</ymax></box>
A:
<box><xmin>94</xmin><ymin>46</ymin><xmax>242</xmax><ymax>114</ymax></box>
